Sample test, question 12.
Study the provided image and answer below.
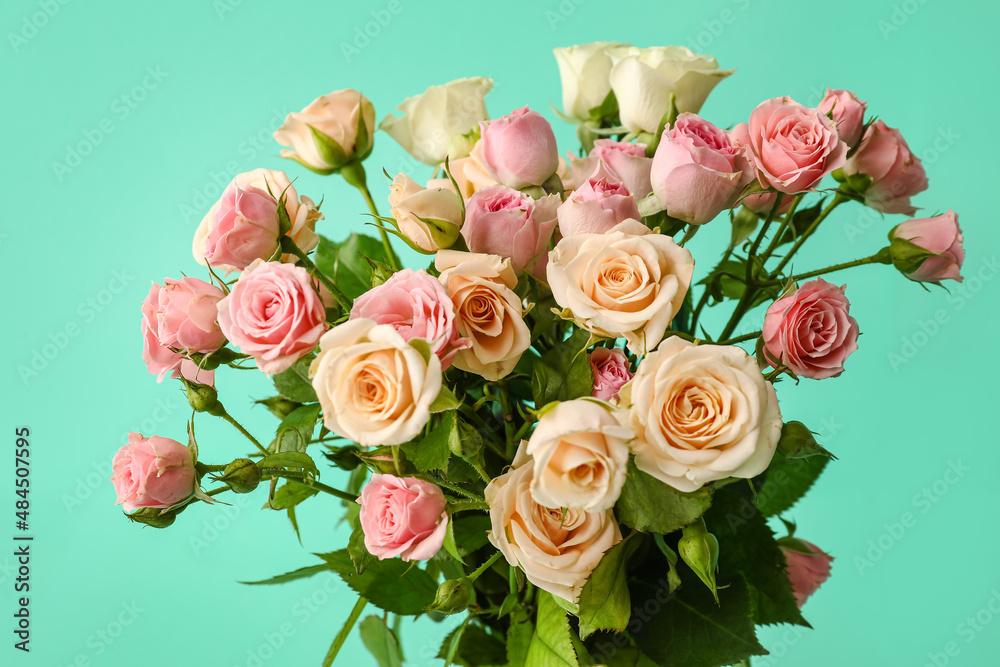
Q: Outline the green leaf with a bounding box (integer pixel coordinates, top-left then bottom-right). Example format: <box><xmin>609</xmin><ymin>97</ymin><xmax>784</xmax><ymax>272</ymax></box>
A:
<box><xmin>441</xmin><ymin>515</ymin><xmax>465</xmax><ymax>564</ymax></box>
<box><xmin>315</xmin><ymin>233</ymin><xmax>392</xmax><ymax>300</ymax></box>
<box><xmin>615</xmin><ymin>460</ymin><xmax>712</xmax><ymax>534</ymax></box>
<box><xmin>777</xmin><ymin>198</ymin><xmax>826</xmax><ymax>246</ymax></box>
<box><xmin>430</xmin><ymin>385</ymin><xmax>463</xmax><ymax>413</ymax></box>
<box><xmin>730</xmin><ymin>207</ymin><xmax>759</xmax><ymax>250</ymax></box>
<box><xmin>452</xmin><ymin>514</ymin><xmax>492</xmax><ymax>557</ymax></box>
<box><xmin>359</xmin><ymin>616</ymin><xmax>403</xmax><ymax>667</ymax></box>
<box><xmin>630</xmin><ymin>574</ymin><xmax>766</xmax><ymax>667</ymax></box>
<box><xmin>777</xmin><ymin>421</ymin><xmax>837</xmax><ymax>459</ymax></box>
<box><xmin>506</xmin><ymin>605</ymin><xmax>534</xmax><ymax>667</ymax></box>
<box><xmin>348</xmin><ymin>521</ymin><xmax>375</xmax><ymax>575</ymax></box>
<box><xmin>532</xmin><ymin>329</ymin><xmax>594</xmax><ymax>408</ymax></box>
<box><xmin>267</xmin><ymin>479</ymin><xmax>318</xmax><ymax>510</ymax></box>
<box><xmin>274</xmin><ymin>403</ymin><xmax>322</xmax><ymax>453</ymax></box>
<box><xmin>317</xmin><ymin>549</ymin><xmax>437</xmax><ymax>615</ymax></box>
<box><xmin>400</xmin><ymin>411</ymin><xmax>458</xmax><ymax>474</ymax></box>
<box><xmin>525</xmin><ymin>590</ymin><xmax>581</xmax><ymax>667</ymax></box>
<box><xmin>273</xmin><ymin>360</ymin><xmax>318</xmax><ymax>403</ymax></box>
<box><xmin>258</xmin><ymin>452</ymin><xmax>319</xmax><ymax>476</ymax></box>
<box><xmin>438</xmin><ymin>621</ymin><xmax>508</xmax><ymax>666</ymax></box>
<box><xmin>363</xmin><ymin>255</ymin><xmax>396</xmax><ymax>288</ymax></box>
<box><xmin>578</xmin><ymin>534</ymin><xmax>643</xmax><ymax>639</ymax></box>
<box><xmin>307</xmin><ymin>124</ymin><xmax>349</xmax><ymax>170</ymax></box>
<box><xmin>755</xmin><ymin>451</ymin><xmax>829</xmax><ymax>517</ymax></box>
<box><xmin>238</xmin><ymin>563</ymin><xmax>328</xmax><ymax>586</ymax></box>
<box><xmin>589</xmin><ymin>647</ymin><xmax>658</xmax><ymax>667</ymax></box>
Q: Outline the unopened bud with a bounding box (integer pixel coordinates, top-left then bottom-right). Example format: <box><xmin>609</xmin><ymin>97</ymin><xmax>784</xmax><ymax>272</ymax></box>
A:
<box><xmin>451</xmin><ymin>421</ymin><xmax>483</xmax><ymax>459</ymax></box>
<box><xmin>425</xmin><ymin>578</ymin><xmax>474</xmax><ymax>615</ymax></box>
<box><xmin>678</xmin><ymin>519</ymin><xmax>720</xmax><ymax>604</ymax></box>
<box><xmin>125</xmin><ymin>507</ymin><xmax>178</xmax><ymax>529</ymax></box>
<box><xmin>185</xmin><ymin>380</ymin><xmax>220</xmax><ymax>414</ymax></box>
<box><xmin>219</xmin><ymin>458</ymin><xmax>261</xmax><ymax>494</ymax></box>
<box><xmin>777</xmin><ymin>421</ymin><xmax>835</xmax><ymax>459</ymax></box>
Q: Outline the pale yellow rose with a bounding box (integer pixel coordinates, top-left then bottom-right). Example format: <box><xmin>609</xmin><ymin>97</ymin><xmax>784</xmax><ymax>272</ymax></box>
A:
<box><xmin>273</xmin><ymin>89</ymin><xmax>375</xmax><ymax>172</ymax></box>
<box><xmin>553</xmin><ymin>41</ymin><xmax>627</xmax><ymax>120</ymax></box>
<box><xmin>388</xmin><ymin>173</ymin><xmax>463</xmax><ymax>253</ymax></box>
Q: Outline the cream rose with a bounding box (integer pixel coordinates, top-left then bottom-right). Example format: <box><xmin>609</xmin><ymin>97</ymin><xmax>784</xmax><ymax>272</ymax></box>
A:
<box><xmin>388</xmin><ymin>173</ymin><xmax>464</xmax><ymax>252</ymax></box>
<box><xmin>553</xmin><ymin>41</ymin><xmax>626</xmax><ymax>120</ymax></box>
<box><xmin>273</xmin><ymin>89</ymin><xmax>375</xmax><ymax>172</ymax></box>
<box><xmin>621</xmin><ymin>337</ymin><xmax>782</xmax><ymax>492</ymax></box>
<box><xmin>486</xmin><ymin>461</ymin><xmax>621</xmax><ymax>603</ymax></box>
<box><xmin>526</xmin><ymin>399</ymin><xmax>632</xmax><ymax>511</ymax></box>
<box><xmin>546</xmin><ymin>219</ymin><xmax>695</xmax><ymax>355</ymax></box>
<box><xmin>310</xmin><ymin>319</ymin><xmax>442</xmax><ymax>446</ymax></box>
<box><xmin>435</xmin><ymin>250</ymin><xmax>531</xmax><ymax>381</ymax></box>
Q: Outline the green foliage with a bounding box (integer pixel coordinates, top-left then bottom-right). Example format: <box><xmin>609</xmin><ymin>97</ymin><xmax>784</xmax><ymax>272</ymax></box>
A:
<box><xmin>317</xmin><ymin>550</ymin><xmax>437</xmax><ymax>615</ymax></box>
<box><xmin>615</xmin><ymin>460</ymin><xmax>712</xmax><ymax>534</ymax></box>
<box><xmin>272</xmin><ymin>360</ymin><xmax>318</xmax><ymax>403</ymax></box>
<box><xmin>438</xmin><ymin>621</ymin><xmax>508</xmax><ymax>666</ymax></box>
<box><xmin>315</xmin><ymin>233</ymin><xmax>393</xmax><ymax>300</ymax></box>
<box><xmin>532</xmin><ymin>328</ymin><xmax>594</xmax><ymax>408</ymax></box>
<box><xmin>506</xmin><ymin>605</ymin><xmax>534</xmax><ymax>667</ymax></box>
<box><xmin>525</xmin><ymin>590</ymin><xmax>581</xmax><ymax>667</ymax></box>
<box><xmin>273</xmin><ymin>403</ymin><xmax>321</xmax><ymax>453</ymax></box>
<box><xmin>578</xmin><ymin>534</ymin><xmax>643</xmax><ymax>639</ymax></box>
<box><xmin>238</xmin><ymin>563</ymin><xmax>328</xmax><ymax>586</ymax></box>
<box><xmin>400</xmin><ymin>410</ymin><xmax>459</xmax><ymax>474</ymax></box>
<box><xmin>359</xmin><ymin>616</ymin><xmax>404</xmax><ymax>667</ymax></box>
<box><xmin>266</xmin><ymin>479</ymin><xmax>318</xmax><ymax>510</ymax></box>
<box><xmin>755</xmin><ymin>451</ymin><xmax>829</xmax><ymax>517</ymax></box>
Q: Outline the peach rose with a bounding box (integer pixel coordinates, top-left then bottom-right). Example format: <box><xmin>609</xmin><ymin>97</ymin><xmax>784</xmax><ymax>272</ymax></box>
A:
<box><xmin>387</xmin><ymin>173</ymin><xmax>464</xmax><ymax>253</ymax></box>
<box><xmin>274</xmin><ymin>89</ymin><xmax>375</xmax><ymax>172</ymax></box>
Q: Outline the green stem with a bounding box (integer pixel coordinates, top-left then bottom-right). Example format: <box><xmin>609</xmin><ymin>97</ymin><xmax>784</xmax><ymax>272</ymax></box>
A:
<box><xmin>759</xmin><ymin>194</ymin><xmax>803</xmax><ymax>264</ymax></box>
<box><xmin>689</xmin><ymin>247</ymin><xmax>730</xmax><ymax>336</ymax></box>
<box><xmin>217</xmin><ymin>407</ymin><xmax>269</xmax><ymax>456</ymax></box>
<box><xmin>745</xmin><ymin>193</ymin><xmax>784</xmax><ymax>281</ymax></box>
<box><xmin>759</xmin><ymin>252</ymin><xmax>889</xmax><ymax>287</ymax></box>
<box><xmin>280</xmin><ymin>236</ymin><xmax>351</xmax><ymax>311</ymax></box>
<box><xmin>341</xmin><ymin>162</ymin><xmax>401</xmax><ymax>270</ymax></box>
<box><xmin>470</xmin><ymin>461</ymin><xmax>492</xmax><ymax>484</ymax></box>
<box><xmin>770</xmin><ymin>193</ymin><xmax>847</xmax><ymax>277</ymax></box>
<box><xmin>271</xmin><ymin>472</ymin><xmax>359</xmax><ymax>503</ymax></box>
<box><xmin>205</xmin><ymin>486</ymin><xmax>230</xmax><ymax>497</ymax></box>
<box><xmin>449</xmin><ymin>499</ymin><xmax>489</xmax><ymax>512</ymax></box>
<box><xmin>323</xmin><ymin>597</ymin><xmax>368</xmax><ymax>667</ymax></box>
<box><xmin>424</xmin><ymin>476</ymin><xmax>485</xmax><ymax>502</ymax></box>
<box><xmin>467</xmin><ymin>552</ymin><xmax>503</xmax><ymax>583</ymax></box>
<box><xmin>718</xmin><ymin>331</ymin><xmax>761</xmax><ymax>346</ymax></box>
<box><xmin>496</xmin><ymin>382</ymin><xmax>517</xmax><ymax>460</ymax></box>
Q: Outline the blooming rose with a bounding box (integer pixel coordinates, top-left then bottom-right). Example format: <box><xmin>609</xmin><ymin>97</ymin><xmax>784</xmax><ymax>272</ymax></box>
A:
<box><xmin>889</xmin><ymin>210</ymin><xmax>964</xmax><ymax>282</ymax></box>
<box><xmin>553</xmin><ymin>42</ymin><xmax>625</xmax><ymax>119</ymax></box>
<box><xmin>781</xmin><ymin>540</ymin><xmax>833</xmax><ymax>608</ymax></box>
<box><xmin>608</xmin><ymin>45</ymin><xmax>734</xmax><ymax>133</ymax></box>
<box><xmin>274</xmin><ymin>89</ymin><xmax>375</xmax><ymax>172</ymax></box>
<box><xmin>462</xmin><ymin>187</ymin><xmax>559</xmax><ymax>275</ymax></box>
<box><xmin>620</xmin><ymin>337</ymin><xmax>782</xmax><ymax>492</ymax></box>
<box><xmin>651</xmin><ymin>113</ymin><xmax>751</xmax><ymax>224</ymax></box>
<box><xmin>140</xmin><ymin>277</ymin><xmax>226</xmax><ymax>382</ymax></box>
<box><xmin>435</xmin><ymin>251</ymin><xmax>531</xmax><ymax>381</ymax></box>
<box><xmin>547</xmin><ymin>219</ymin><xmax>695</xmax><ymax>355</ymax></box>
<box><xmin>350</xmin><ymin>268</ymin><xmax>469</xmax><ymax>369</ymax></box>
<box><xmin>477</xmin><ymin>107</ymin><xmax>559</xmax><ymax>189</ymax></box>
<box><xmin>589</xmin><ymin>139</ymin><xmax>653</xmax><ymax>199</ymax></box>
<box><xmin>589</xmin><ymin>348</ymin><xmax>633</xmax><ymax>402</ymax></box>
<box><xmin>379</xmin><ymin>77</ymin><xmax>493</xmax><ymax>165</ymax></box>
<box><xmin>358</xmin><ymin>474</ymin><xmax>448</xmax><ymax>561</ymax></box>
<box><xmin>217</xmin><ymin>259</ymin><xmax>327</xmax><ymax>375</ymax></box>
<box><xmin>557</xmin><ymin>167</ymin><xmax>640</xmax><ymax>237</ymax></box>
<box><xmin>310</xmin><ymin>319</ymin><xmax>442</xmax><ymax>446</ymax></box>
<box><xmin>387</xmin><ymin>173</ymin><xmax>464</xmax><ymax>252</ymax></box>
<box><xmin>201</xmin><ymin>183</ymin><xmax>280</xmax><ymax>271</ymax></box>
<box><xmin>110</xmin><ymin>433</ymin><xmax>196</xmax><ymax>512</ymax></box>
<box><xmin>732</xmin><ymin>96</ymin><xmax>847</xmax><ymax>194</ymax></box>
<box><xmin>817</xmin><ymin>88</ymin><xmax>867</xmax><ymax>147</ymax></box>
<box><xmin>762</xmin><ymin>279</ymin><xmax>860</xmax><ymax>380</ymax></box>
<box><xmin>843</xmin><ymin>120</ymin><xmax>928</xmax><ymax>215</ymax></box>
<box><xmin>486</xmin><ymin>461</ymin><xmax>621</xmax><ymax>603</ymax></box>
<box><xmin>526</xmin><ymin>399</ymin><xmax>632</xmax><ymax>511</ymax></box>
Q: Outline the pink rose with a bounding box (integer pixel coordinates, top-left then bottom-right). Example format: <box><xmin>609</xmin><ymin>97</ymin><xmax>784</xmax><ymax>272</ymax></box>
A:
<box><xmin>478</xmin><ymin>107</ymin><xmax>559</xmax><ymax>188</ymax></box>
<box><xmin>462</xmin><ymin>186</ymin><xmax>560</xmax><ymax>275</ymax></box>
<box><xmin>742</xmin><ymin>190</ymin><xmax>794</xmax><ymax>217</ymax></box>
<box><xmin>889</xmin><ymin>210</ymin><xmax>964</xmax><ymax>283</ymax></box>
<box><xmin>843</xmin><ymin>120</ymin><xmax>928</xmax><ymax>216</ymax></box>
<box><xmin>590</xmin><ymin>139</ymin><xmax>653</xmax><ymax>199</ymax></box>
<box><xmin>350</xmin><ymin>268</ymin><xmax>470</xmax><ymax>369</ymax></box>
<box><xmin>203</xmin><ymin>183</ymin><xmax>281</xmax><ymax>271</ymax></box>
<box><xmin>817</xmin><ymin>88</ymin><xmax>867</xmax><ymax>147</ymax></box>
<box><xmin>217</xmin><ymin>259</ymin><xmax>327</xmax><ymax>375</ymax></box>
<box><xmin>358</xmin><ymin>474</ymin><xmax>448</xmax><ymax>561</ymax></box>
<box><xmin>556</xmin><ymin>167</ymin><xmax>640</xmax><ymax>237</ymax></box>
<box><xmin>110</xmin><ymin>433</ymin><xmax>196</xmax><ymax>512</ymax></box>
<box><xmin>141</xmin><ymin>278</ymin><xmax>225</xmax><ymax>382</ymax></box>
<box><xmin>589</xmin><ymin>347</ymin><xmax>633</xmax><ymax>402</ymax></box>
<box><xmin>733</xmin><ymin>96</ymin><xmax>847</xmax><ymax>194</ymax></box>
<box><xmin>651</xmin><ymin>113</ymin><xmax>751</xmax><ymax>224</ymax></box>
<box><xmin>762</xmin><ymin>278</ymin><xmax>860</xmax><ymax>380</ymax></box>
<box><xmin>781</xmin><ymin>540</ymin><xmax>833</xmax><ymax>608</ymax></box>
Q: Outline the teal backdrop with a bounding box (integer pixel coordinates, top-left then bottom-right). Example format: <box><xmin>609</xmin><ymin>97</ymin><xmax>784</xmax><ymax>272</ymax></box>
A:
<box><xmin>3</xmin><ymin>0</ymin><xmax>998</xmax><ymax>665</ymax></box>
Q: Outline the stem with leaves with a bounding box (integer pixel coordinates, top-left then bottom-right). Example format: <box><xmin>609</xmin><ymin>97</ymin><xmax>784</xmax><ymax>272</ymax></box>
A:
<box><xmin>340</xmin><ymin>162</ymin><xmax>402</xmax><ymax>270</ymax></box>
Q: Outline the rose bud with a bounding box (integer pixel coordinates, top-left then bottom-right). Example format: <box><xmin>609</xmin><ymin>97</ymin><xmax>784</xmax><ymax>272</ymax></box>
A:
<box><xmin>762</xmin><ymin>279</ymin><xmax>860</xmax><ymax>380</ymax></box>
<box><xmin>357</xmin><ymin>474</ymin><xmax>449</xmax><ymax>561</ymax></box>
<box><xmin>125</xmin><ymin>506</ymin><xmax>180</xmax><ymax>529</ymax></box>
<box><xmin>817</xmin><ymin>88</ymin><xmax>868</xmax><ymax>147</ymax></box>
<box><xmin>557</xmin><ymin>167</ymin><xmax>640</xmax><ymax>237</ymax></box>
<box><xmin>110</xmin><ymin>433</ymin><xmax>197</xmax><ymax>512</ymax></box>
<box><xmin>425</xmin><ymin>578</ymin><xmax>474</xmax><ymax>615</ymax></box>
<box><xmin>678</xmin><ymin>519</ymin><xmax>720</xmax><ymax>602</ymax></box>
<box><xmin>589</xmin><ymin>347</ymin><xmax>633</xmax><ymax>403</ymax></box>
<box><xmin>217</xmin><ymin>458</ymin><xmax>261</xmax><ymax>494</ymax></box>
<box><xmin>842</xmin><ymin>120</ymin><xmax>928</xmax><ymax>215</ymax></box>
<box><xmin>888</xmin><ymin>210</ymin><xmax>964</xmax><ymax>283</ymax></box>
<box><xmin>274</xmin><ymin>89</ymin><xmax>375</xmax><ymax>173</ymax></box>
<box><xmin>651</xmin><ymin>113</ymin><xmax>751</xmax><ymax>225</ymax></box>
<box><xmin>201</xmin><ymin>183</ymin><xmax>281</xmax><ymax>271</ymax></box>
<box><xmin>478</xmin><ymin>107</ymin><xmax>559</xmax><ymax>189</ymax></box>
<box><xmin>462</xmin><ymin>187</ymin><xmax>559</xmax><ymax>276</ymax></box>
<box><xmin>387</xmin><ymin>173</ymin><xmax>464</xmax><ymax>253</ymax></box>
<box><xmin>589</xmin><ymin>139</ymin><xmax>653</xmax><ymax>199</ymax></box>
<box><xmin>780</xmin><ymin>539</ymin><xmax>833</xmax><ymax>608</ymax></box>
<box><xmin>183</xmin><ymin>380</ymin><xmax>220</xmax><ymax>414</ymax></box>
<box><xmin>140</xmin><ymin>278</ymin><xmax>226</xmax><ymax>383</ymax></box>
<box><xmin>553</xmin><ymin>42</ymin><xmax>624</xmax><ymax>120</ymax></box>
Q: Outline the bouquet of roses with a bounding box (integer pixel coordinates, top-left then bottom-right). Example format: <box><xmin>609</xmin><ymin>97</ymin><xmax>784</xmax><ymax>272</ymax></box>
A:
<box><xmin>111</xmin><ymin>41</ymin><xmax>964</xmax><ymax>667</ymax></box>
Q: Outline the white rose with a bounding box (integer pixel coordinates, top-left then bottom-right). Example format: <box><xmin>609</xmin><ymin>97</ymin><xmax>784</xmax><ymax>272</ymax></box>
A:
<box><xmin>546</xmin><ymin>219</ymin><xmax>695</xmax><ymax>355</ymax></box>
<box><xmin>379</xmin><ymin>77</ymin><xmax>493</xmax><ymax>165</ymax></box>
<box><xmin>309</xmin><ymin>319</ymin><xmax>442</xmax><ymax>447</ymax></box>
<box><xmin>621</xmin><ymin>337</ymin><xmax>782</xmax><ymax>492</ymax></box>
<box><xmin>387</xmin><ymin>173</ymin><xmax>463</xmax><ymax>253</ymax></box>
<box><xmin>486</xmin><ymin>461</ymin><xmax>621</xmax><ymax>603</ymax></box>
<box><xmin>608</xmin><ymin>46</ymin><xmax>734</xmax><ymax>133</ymax></box>
<box><xmin>553</xmin><ymin>41</ymin><xmax>627</xmax><ymax>120</ymax></box>
<box><xmin>526</xmin><ymin>399</ymin><xmax>632</xmax><ymax>511</ymax></box>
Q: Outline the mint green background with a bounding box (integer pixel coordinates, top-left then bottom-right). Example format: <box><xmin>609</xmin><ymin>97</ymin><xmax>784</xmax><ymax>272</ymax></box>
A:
<box><xmin>3</xmin><ymin>0</ymin><xmax>998</xmax><ymax>665</ymax></box>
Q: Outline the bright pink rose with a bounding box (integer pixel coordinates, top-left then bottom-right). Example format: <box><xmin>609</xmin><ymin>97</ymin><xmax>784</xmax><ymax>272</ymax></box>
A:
<box><xmin>590</xmin><ymin>139</ymin><xmax>653</xmax><ymax>199</ymax></box>
<box><xmin>478</xmin><ymin>106</ymin><xmax>559</xmax><ymax>188</ymax></box>
<box><xmin>203</xmin><ymin>183</ymin><xmax>281</xmax><ymax>271</ymax></box>
<box><xmin>589</xmin><ymin>348</ymin><xmax>633</xmax><ymax>402</ymax></box>
<box><xmin>462</xmin><ymin>186</ymin><xmax>560</xmax><ymax>276</ymax></box>
<box><xmin>732</xmin><ymin>96</ymin><xmax>847</xmax><ymax>194</ymax></box>
<box><xmin>817</xmin><ymin>88</ymin><xmax>867</xmax><ymax>147</ymax></box>
<box><xmin>781</xmin><ymin>540</ymin><xmax>833</xmax><ymax>608</ymax></box>
<box><xmin>651</xmin><ymin>113</ymin><xmax>750</xmax><ymax>225</ymax></box>
<box><xmin>350</xmin><ymin>268</ymin><xmax>470</xmax><ymax>369</ymax></box>
<box><xmin>358</xmin><ymin>474</ymin><xmax>449</xmax><ymax>561</ymax></box>
<box><xmin>762</xmin><ymin>278</ymin><xmax>859</xmax><ymax>380</ymax></box>
<box><xmin>844</xmin><ymin>120</ymin><xmax>928</xmax><ymax>216</ymax></box>
<box><xmin>557</xmin><ymin>167</ymin><xmax>640</xmax><ymax>237</ymax></box>
<box><xmin>890</xmin><ymin>210</ymin><xmax>965</xmax><ymax>282</ymax></box>
<box><xmin>742</xmin><ymin>190</ymin><xmax>794</xmax><ymax>217</ymax></box>
<box><xmin>110</xmin><ymin>433</ymin><xmax>196</xmax><ymax>512</ymax></box>
<box><xmin>217</xmin><ymin>259</ymin><xmax>327</xmax><ymax>375</ymax></box>
<box><xmin>141</xmin><ymin>278</ymin><xmax>225</xmax><ymax>383</ymax></box>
